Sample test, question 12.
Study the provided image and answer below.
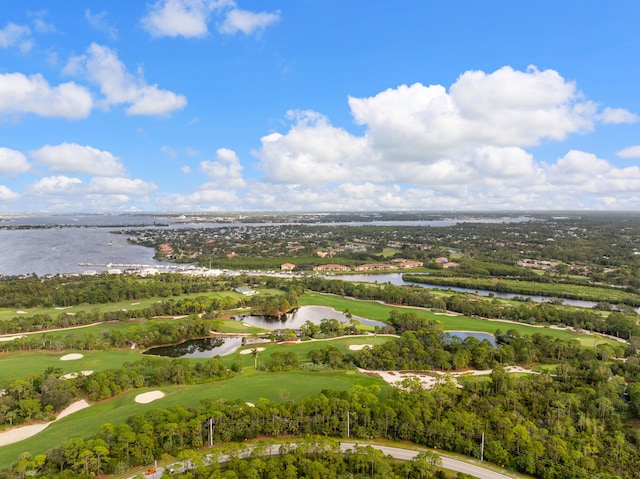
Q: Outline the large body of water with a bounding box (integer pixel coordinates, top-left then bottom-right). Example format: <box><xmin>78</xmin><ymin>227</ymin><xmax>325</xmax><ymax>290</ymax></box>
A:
<box><xmin>0</xmin><ymin>213</ymin><xmax>528</xmax><ymax>276</ymax></box>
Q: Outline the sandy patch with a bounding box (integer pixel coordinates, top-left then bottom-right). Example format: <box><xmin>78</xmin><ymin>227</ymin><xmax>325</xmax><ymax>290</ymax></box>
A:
<box><xmin>349</xmin><ymin>344</ymin><xmax>373</xmax><ymax>351</ymax></box>
<box><xmin>131</xmin><ymin>302</ymin><xmax>140</xmax><ymax>305</ymax></box>
<box><xmin>60</xmin><ymin>353</ymin><xmax>83</xmax><ymax>361</ymax></box>
<box><xmin>361</xmin><ymin>366</ymin><xmax>539</xmax><ymax>391</ymax></box>
<box><xmin>15</xmin><ymin>310</ymin><xmax>27</xmax><ymax>314</ymax></box>
<box><xmin>61</xmin><ymin>370</ymin><xmax>94</xmax><ymax>380</ymax></box>
<box><xmin>135</xmin><ymin>390</ymin><xmax>165</xmax><ymax>404</ymax></box>
<box><xmin>0</xmin><ymin>335</ymin><xmax>24</xmax><ymax>342</ymax></box>
<box><xmin>0</xmin><ymin>399</ymin><xmax>89</xmax><ymax>447</ymax></box>
<box><xmin>434</xmin><ymin>312</ymin><xmax>460</xmax><ymax>316</ymax></box>
<box><xmin>54</xmin><ymin>306</ymin><xmax>73</xmax><ymax>310</ymax></box>
<box><xmin>239</xmin><ymin>347</ymin><xmax>265</xmax><ymax>355</ymax></box>
<box><xmin>246</xmin><ymin>402</ymin><xmax>255</xmax><ymax>407</ymax></box>
<box><xmin>57</xmin><ymin>400</ymin><xmax>90</xmax><ymax>419</ymax></box>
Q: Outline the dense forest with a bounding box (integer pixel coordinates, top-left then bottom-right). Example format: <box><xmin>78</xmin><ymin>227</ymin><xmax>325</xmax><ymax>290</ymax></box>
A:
<box><xmin>3</xmin><ymin>326</ymin><xmax>640</xmax><ymax>478</ymax></box>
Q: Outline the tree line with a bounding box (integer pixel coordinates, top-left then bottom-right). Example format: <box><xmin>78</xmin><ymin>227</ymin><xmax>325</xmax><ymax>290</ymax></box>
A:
<box><xmin>3</xmin><ymin>323</ymin><xmax>640</xmax><ymax>478</ymax></box>
<box><xmin>296</xmin><ymin>276</ymin><xmax>640</xmax><ymax>341</ymax></box>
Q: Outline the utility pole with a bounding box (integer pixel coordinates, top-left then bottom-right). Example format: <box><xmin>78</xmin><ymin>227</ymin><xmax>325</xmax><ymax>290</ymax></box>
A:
<box><xmin>480</xmin><ymin>432</ymin><xmax>485</xmax><ymax>461</ymax></box>
<box><xmin>346</xmin><ymin>411</ymin><xmax>350</xmax><ymax>438</ymax></box>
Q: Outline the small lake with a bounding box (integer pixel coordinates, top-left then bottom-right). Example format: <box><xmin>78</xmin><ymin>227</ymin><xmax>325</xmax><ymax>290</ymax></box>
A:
<box><xmin>236</xmin><ymin>305</ymin><xmax>387</xmax><ymax>330</ymax></box>
<box><xmin>444</xmin><ymin>331</ymin><xmax>497</xmax><ymax>346</ymax></box>
<box><xmin>143</xmin><ymin>329</ymin><xmax>496</xmax><ymax>358</ymax></box>
<box><xmin>144</xmin><ymin>336</ymin><xmax>245</xmax><ymax>359</ymax></box>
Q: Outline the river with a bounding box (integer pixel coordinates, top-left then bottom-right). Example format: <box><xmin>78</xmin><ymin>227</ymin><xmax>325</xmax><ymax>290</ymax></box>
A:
<box><xmin>325</xmin><ymin>273</ymin><xmax>603</xmax><ymax>309</ymax></box>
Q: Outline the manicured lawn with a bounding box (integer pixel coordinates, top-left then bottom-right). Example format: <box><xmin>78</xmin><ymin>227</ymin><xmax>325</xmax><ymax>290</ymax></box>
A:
<box><xmin>0</xmin><ymin>349</ymin><xmax>143</xmax><ymax>388</ymax></box>
<box><xmin>298</xmin><ymin>292</ymin><xmax>619</xmax><ymax>347</ymax></box>
<box><xmin>228</xmin><ymin>335</ymin><xmax>395</xmax><ymax>368</ymax></box>
<box><xmin>0</xmin><ymin>369</ymin><xmax>389</xmax><ymax>469</ymax></box>
<box><xmin>0</xmin><ymin>290</ymin><xmax>250</xmax><ymax>323</ymax></box>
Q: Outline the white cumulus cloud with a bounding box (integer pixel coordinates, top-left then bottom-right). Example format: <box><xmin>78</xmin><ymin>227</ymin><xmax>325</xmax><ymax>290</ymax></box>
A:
<box><xmin>0</xmin><ymin>185</ymin><xmax>19</xmax><ymax>201</ymax></box>
<box><xmin>88</xmin><ymin>177</ymin><xmax>157</xmax><ymax>195</ymax></box>
<box><xmin>0</xmin><ymin>72</ymin><xmax>93</xmax><ymax>119</ymax></box>
<box><xmin>0</xmin><ymin>22</ymin><xmax>32</xmax><ymax>53</ymax></box>
<box><xmin>28</xmin><ymin>176</ymin><xmax>83</xmax><ymax>195</ymax></box>
<box><xmin>142</xmin><ymin>0</ymin><xmax>233</xmax><ymax>38</ymax></box>
<box><xmin>30</xmin><ymin>143</ymin><xmax>126</xmax><ymax>177</ymax></box>
<box><xmin>598</xmin><ymin>107</ymin><xmax>638</xmax><ymax>124</ymax></box>
<box><xmin>142</xmin><ymin>0</ymin><xmax>279</xmax><ymax>38</ymax></box>
<box><xmin>250</xmin><ymin>65</ymin><xmax>640</xmax><ymax>210</ymax></box>
<box><xmin>255</xmin><ymin>111</ymin><xmax>371</xmax><ymax>184</ymax></box>
<box><xmin>218</xmin><ymin>8</ymin><xmax>280</xmax><ymax>35</ymax></box>
<box><xmin>0</xmin><ymin>148</ymin><xmax>30</xmax><ymax>175</ymax></box>
<box><xmin>65</xmin><ymin>43</ymin><xmax>187</xmax><ymax>116</ymax></box>
<box><xmin>200</xmin><ymin>148</ymin><xmax>245</xmax><ymax>187</ymax></box>
<box><xmin>617</xmin><ymin>145</ymin><xmax>640</xmax><ymax>159</ymax></box>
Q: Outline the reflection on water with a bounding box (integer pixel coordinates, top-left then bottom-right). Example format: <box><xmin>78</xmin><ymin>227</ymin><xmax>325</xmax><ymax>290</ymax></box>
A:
<box><xmin>237</xmin><ymin>305</ymin><xmax>386</xmax><ymax>330</ymax></box>
<box><xmin>144</xmin><ymin>336</ymin><xmax>245</xmax><ymax>358</ymax></box>
<box><xmin>326</xmin><ymin>273</ymin><xmax>601</xmax><ymax>309</ymax></box>
<box><xmin>445</xmin><ymin>331</ymin><xmax>497</xmax><ymax>346</ymax></box>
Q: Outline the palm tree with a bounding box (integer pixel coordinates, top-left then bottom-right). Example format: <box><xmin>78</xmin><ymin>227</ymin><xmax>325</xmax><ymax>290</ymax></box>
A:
<box><xmin>251</xmin><ymin>348</ymin><xmax>259</xmax><ymax>369</ymax></box>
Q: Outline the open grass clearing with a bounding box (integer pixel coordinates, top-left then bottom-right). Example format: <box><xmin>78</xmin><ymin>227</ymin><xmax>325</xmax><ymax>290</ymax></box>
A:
<box><xmin>0</xmin><ymin>369</ymin><xmax>389</xmax><ymax>469</ymax></box>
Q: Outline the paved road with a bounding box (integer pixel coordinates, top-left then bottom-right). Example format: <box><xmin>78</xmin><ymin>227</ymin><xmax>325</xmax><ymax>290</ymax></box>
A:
<box><xmin>340</xmin><ymin>443</ymin><xmax>516</xmax><ymax>479</ymax></box>
<box><xmin>137</xmin><ymin>441</ymin><xmax>517</xmax><ymax>479</ymax></box>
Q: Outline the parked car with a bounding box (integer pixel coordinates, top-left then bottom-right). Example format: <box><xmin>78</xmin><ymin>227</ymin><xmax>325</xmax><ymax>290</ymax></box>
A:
<box><xmin>145</xmin><ymin>467</ymin><xmax>156</xmax><ymax>475</ymax></box>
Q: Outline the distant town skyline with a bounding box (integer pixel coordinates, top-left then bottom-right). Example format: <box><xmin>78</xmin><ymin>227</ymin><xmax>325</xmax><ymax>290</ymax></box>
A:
<box><xmin>1</xmin><ymin>1</ymin><xmax>639</xmax><ymax>212</ymax></box>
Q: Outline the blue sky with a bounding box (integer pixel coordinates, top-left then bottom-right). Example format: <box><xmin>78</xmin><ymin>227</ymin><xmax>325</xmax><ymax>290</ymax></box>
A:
<box><xmin>1</xmin><ymin>1</ymin><xmax>639</xmax><ymax>213</ymax></box>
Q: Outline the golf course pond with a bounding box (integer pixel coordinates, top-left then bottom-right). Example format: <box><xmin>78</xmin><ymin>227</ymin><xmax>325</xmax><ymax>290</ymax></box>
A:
<box><xmin>143</xmin><ymin>306</ymin><xmax>497</xmax><ymax>358</ymax></box>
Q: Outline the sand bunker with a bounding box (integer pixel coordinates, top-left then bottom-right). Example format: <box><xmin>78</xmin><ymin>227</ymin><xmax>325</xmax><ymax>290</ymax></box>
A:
<box><xmin>61</xmin><ymin>370</ymin><xmax>94</xmax><ymax>380</ymax></box>
<box><xmin>349</xmin><ymin>344</ymin><xmax>373</xmax><ymax>351</ymax></box>
<box><xmin>239</xmin><ymin>347</ymin><xmax>265</xmax><ymax>355</ymax></box>
<box><xmin>363</xmin><ymin>366</ymin><xmax>539</xmax><ymax>391</ymax></box>
<box><xmin>135</xmin><ymin>390</ymin><xmax>165</xmax><ymax>404</ymax></box>
<box><xmin>0</xmin><ymin>399</ymin><xmax>89</xmax><ymax>447</ymax></box>
<box><xmin>0</xmin><ymin>335</ymin><xmax>24</xmax><ymax>342</ymax></box>
<box><xmin>15</xmin><ymin>311</ymin><xmax>27</xmax><ymax>314</ymax></box>
<box><xmin>60</xmin><ymin>353</ymin><xmax>83</xmax><ymax>361</ymax></box>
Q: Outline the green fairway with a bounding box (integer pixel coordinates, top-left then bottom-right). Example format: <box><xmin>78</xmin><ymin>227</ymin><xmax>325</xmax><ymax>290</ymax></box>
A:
<box><xmin>0</xmin><ymin>290</ymin><xmax>249</xmax><ymax>323</ymax></box>
<box><xmin>228</xmin><ymin>335</ymin><xmax>395</xmax><ymax>368</ymax></box>
<box><xmin>0</xmin><ymin>369</ymin><xmax>389</xmax><ymax>469</ymax></box>
<box><xmin>0</xmin><ymin>349</ymin><xmax>143</xmax><ymax>388</ymax></box>
<box><xmin>298</xmin><ymin>292</ymin><xmax>619</xmax><ymax>347</ymax></box>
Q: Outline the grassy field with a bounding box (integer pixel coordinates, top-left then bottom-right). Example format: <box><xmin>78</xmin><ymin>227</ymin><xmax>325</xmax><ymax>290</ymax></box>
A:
<box><xmin>0</xmin><ymin>290</ymin><xmax>251</xmax><ymax>322</ymax></box>
<box><xmin>0</xmin><ymin>349</ymin><xmax>143</xmax><ymax>387</ymax></box>
<box><xmin>298</xmin><ymin>292</ymin><xmax>619</xmax><ymax>347</ymax></box>
<box><xmin>228</xmin><ymin>335</ymin><xmax>394</xmax><ymax>368</ymax></box>
<box><xmin>0</xmin><ymin>369</ymin><xmax>389</xmax><ymax>469</ymax></box>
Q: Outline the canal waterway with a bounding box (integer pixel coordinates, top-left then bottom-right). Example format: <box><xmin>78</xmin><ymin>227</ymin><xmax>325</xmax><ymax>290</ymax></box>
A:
<box><xmin>325</xmin><ymin>273</ymin><xmax>602</xmax><ymax>309</ymax></box>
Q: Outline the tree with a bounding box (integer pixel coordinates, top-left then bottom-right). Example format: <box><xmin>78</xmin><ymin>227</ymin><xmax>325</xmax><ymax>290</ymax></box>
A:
<box><xmin>251</xmin><ymin>348</ymin><xmax>260</xmax><ymax>369</ymax></box>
